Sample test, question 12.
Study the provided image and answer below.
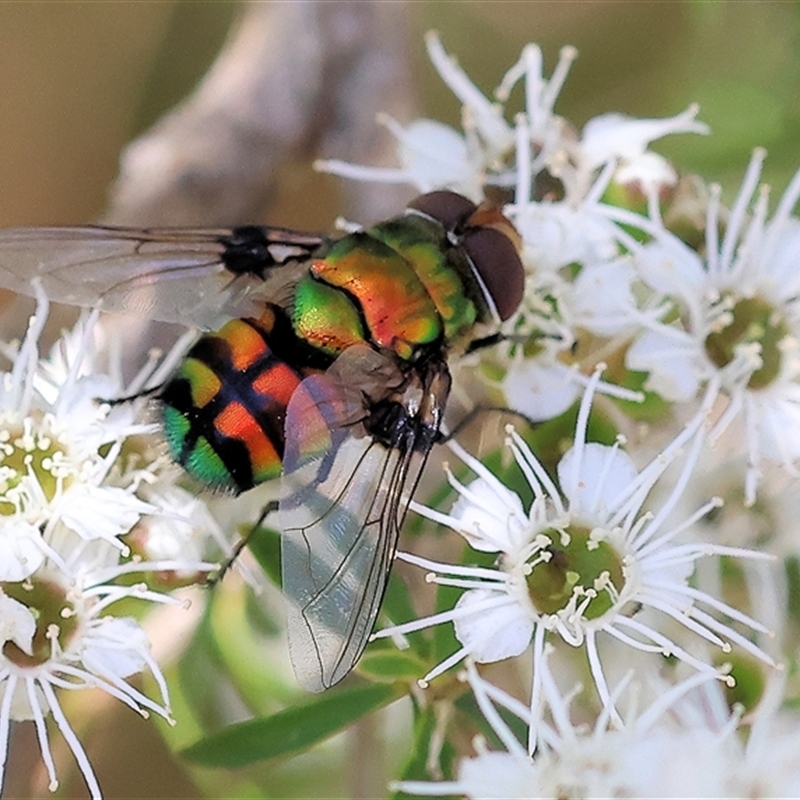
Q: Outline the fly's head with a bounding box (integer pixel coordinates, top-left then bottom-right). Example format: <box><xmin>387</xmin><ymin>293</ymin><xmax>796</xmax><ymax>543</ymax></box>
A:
<box><xmin>407</xmin><ymin>190</ymin><xmax>525</xmax><ymax>326</ymax></box>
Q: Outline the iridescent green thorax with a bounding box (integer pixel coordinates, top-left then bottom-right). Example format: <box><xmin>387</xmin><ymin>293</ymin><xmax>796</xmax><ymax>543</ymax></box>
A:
<box><xmin>368</xmin><ymin>214</ymin><xmax>479</xmax><ymax>343</ymax></box>
<box><xmin>291</xmin><ymin>214</ymin><xmax>479</xmax><ymax>363</ymax></box>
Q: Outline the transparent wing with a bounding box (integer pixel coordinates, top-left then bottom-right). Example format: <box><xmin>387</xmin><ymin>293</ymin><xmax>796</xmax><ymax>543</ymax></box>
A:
<box><xmin>0</xmin><ymin>225</ymin><xmax>325</xmax><ymax>329</ymax></box>
<box><xmin>279</xmin><ymin>347</ymin><xmax>450</xmax><ymax>691</ymax></box>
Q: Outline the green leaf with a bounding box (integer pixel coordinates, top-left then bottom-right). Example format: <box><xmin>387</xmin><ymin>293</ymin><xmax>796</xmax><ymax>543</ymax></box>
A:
<box><xmin>721</xmin><ymin>652</ymin><xmax>766</xmax><ymax>715</ymax></box>
<box><xmin>613</xmin><ymin>370</ymin><xmax>671</xmax><ymax>422</ymax></box>
<box><xmin>182</xmin><ymin>681</ymin><xmax>403</xmax><ymax>768</ymax></box>
<box><xmin>247</xmin><ymin>524</ymin><xmax>282</xmax><ymax>587</ymax></box>
<box><xmin>785</xmin><ymin>556</ymin><xmax>800</xmax><ymax>626</ymax></box>
<box><xmin>380</xmin><ymin>569</ymin><xmax>417</xmax><ymax>626</ymax></box>
<box><xmin>176</xmin><ymin>600</ymin><xmax>232</xmax><ymax>731</ymax></box>
<box><xmin>390</xmin><ymin>703</ymin><xmax>458</xmax><ymax>800</ymax></box>
<box><xmin>357</xmin><ymin>649</ymin><xmax>427</xmax><ymax>683</ymax></box>
<box><xmin>207</xmin><ymin>583</ymin><xmax>295</xmax><ymax>714</ymax></box>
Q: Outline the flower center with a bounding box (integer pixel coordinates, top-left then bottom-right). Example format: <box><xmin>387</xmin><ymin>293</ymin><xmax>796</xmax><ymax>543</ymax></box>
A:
<box><xmin>525</xmin><ymin>525</ymin><xmax>625</xmax><ymax>620</ymax></box>
<box><xmin>1</xmin><ymin>577</ymin><xmax>80</xmax><ymax>667</ymax></box>
<box><xmin>704</xmin><ymin>295</ymin><xmax>789</xmax><ymax>390</ymax></box>
<box><xmin>0</xmin><ymin>414</ymin><xmax>73</xmax><ymax>516</ymax></box>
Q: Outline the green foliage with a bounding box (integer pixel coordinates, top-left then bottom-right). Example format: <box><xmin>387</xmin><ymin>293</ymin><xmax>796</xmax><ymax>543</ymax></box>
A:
<box><xmin>359</xmin><ymin>650</ymin><xmax>430</xmax><ymax>684</ymax></box>
<box><xmin>182</xmin><ymin>681</ymin><xmax>404</xmax><ymax>769</ymax></box>
<box><xmin>614</xmin><ymin>369</ymin><xmax>672</xmax><ymax>421</ymax></box>
<box><xmin>390</xmin><ymin>703</ymin><xmax>458</xmax><ymax>800</ymax></box>
<box><xmin>785</xmin><ymin>555</ymin><xmax>800</xmax><ymax>627</ymax></box>
<box><xmin>247</xmin><ymin>524</ymin><xmax>282</xmax><ymax>587</ymax></box>
<box><xmin>723</xmin><ymin>653</ymin><xmax>767</xmax><ymax>716</ymax></box>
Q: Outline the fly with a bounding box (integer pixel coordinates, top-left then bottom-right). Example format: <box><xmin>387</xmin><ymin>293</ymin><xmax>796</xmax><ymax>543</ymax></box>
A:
<box><xmin>0</xmin><ymin>191</ymin><xmax>525</xmax><ymax>691</ymax></box>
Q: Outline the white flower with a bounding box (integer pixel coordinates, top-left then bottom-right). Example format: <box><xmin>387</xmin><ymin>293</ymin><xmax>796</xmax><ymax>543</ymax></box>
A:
<box><xmin>610</xmin><ymin>149</ymin><xmax>800</xmax><ymax>502</ymax></box>
<box><xmin>580</xmin><ymin>107</ymin><xmax>708</xmax><ymax>176</ymax></box>
<box><xmin>0</xmin><ymin>549</ymin><xmax>215</xmax><ymax>799</ymax></box>
<box><xmin>497</xmin><ymin>93</ymin><xmax>703</xmax><ymax>417</ymax></box>
<box><xmin>507</xmin><ymin>98</ymin><xmax>705</xmax><ymax>268</ymax></box>
<box><xmin>0</xmin><ymin>300</ymin><xmax>141</xmax><ymax>578</ymax></box>
<box><xmin>315</xmin><ymin>31</ymin><xmax>523</xmax><ymax>200</ymax></box>
<box><xmin>0</xmin><ymin>290</ymin><xmax>212</xmax><ymax>582</ymax></box>
<box><xmin>396</xmin><ymin>661</ymin><xmax>800</xmax><ymax>800</ymax></box>
<box><xmin>129</xmin><ymin>483</ymin><xmax>231</xmax><ymax>583</ymax></box>
<box><xmin>373</xmin><ymin>371</ymin><xmax>776</xmax><ymax>727</ymax></box>
<box><xmin>314</xmin><ymin>33</ymin><xmax>707</xmax><ymax>429</ymax></box>
<box><xmin>318</xmin><ymin>32</ymin><xmax>705</xmax><ymax>215</ymax></box>
<box><xmin>496</xmin><ymin>245</ymin><xmax>655</xmax><ymax>421</ymax></box>
<box><xmin>610</xmin><ymin>675</ymin><xmax>800</xmax><ymax>799</ymax></box>
<box><xmin>0</xmin><ymin>290</ymin><xmax>226</xmax><ymax>797</ymax></box>
<box><xmin>499</xmin><ymin>356</ymin><xmax>585</xmax><ymax>423</ymax></box>
<box><xmin>570</xmin><ymin>253</ymin><xmax>670</xmax><ymax>340</ymax></box>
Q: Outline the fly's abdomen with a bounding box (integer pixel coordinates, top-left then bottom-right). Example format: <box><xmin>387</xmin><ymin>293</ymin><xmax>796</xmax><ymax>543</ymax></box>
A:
<box><xmin>160</xmin><ymin>307</ymin><xmax>314</xmax><ymax>494</ymax></box>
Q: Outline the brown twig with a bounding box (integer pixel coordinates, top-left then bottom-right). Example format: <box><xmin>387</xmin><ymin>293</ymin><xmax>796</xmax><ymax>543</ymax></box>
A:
<box><xmin>103</xmin><ymin>1</ymin><xmax>417</xmax><ymax>228</ymax></box>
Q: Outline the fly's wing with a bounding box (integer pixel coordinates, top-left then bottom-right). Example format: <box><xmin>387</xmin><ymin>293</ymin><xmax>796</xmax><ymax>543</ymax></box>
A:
<box><xmin>0</xmin><ymin>225</ymin><xmax>326</xmax><ymax>329</ymax></box>
<box><xmin>279</xmin><ymin>346</ymin><xmax>450</xmax><ymax>691</ymax></box>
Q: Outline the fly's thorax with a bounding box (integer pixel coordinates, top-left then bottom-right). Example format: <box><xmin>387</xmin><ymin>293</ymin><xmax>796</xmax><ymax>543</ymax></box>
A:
<box><xmin>367</xmin><ymin>215</ymin><xmax>479</xmax><ymax>343</ymax></box>
<box><xmin>160</xmin><ymin>308</ymin><xmax>312</xmax><ymax>495</ymax></box>
<box><xmin>292</xmin><ymin>270</ymin><xmax>368</xmax><ymax>357</ymax></box>
<box><xmin>291</xmin><ymin>209</ymin><xmax>492</xmax><ymax>364</ymax></box>
<box><xmin>363</xmin><ymin>355</ymin><xmax>451</xmax><ymax>454</ymax></box>
<box><xmin>292</xmin><ymin>231</ymin><xmax>447</xmax><ymax>362</ymax></box>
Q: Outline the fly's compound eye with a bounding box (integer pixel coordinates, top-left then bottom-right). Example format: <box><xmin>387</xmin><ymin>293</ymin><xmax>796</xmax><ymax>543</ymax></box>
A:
<box><xmin>407</xmin><ymin>191</ymin><xmax>478</xmax><ymax>230</ymax></box>
<box><xmin>462</xmin><ymin>207</ymin><xmax>525</xmax><ymax>322</ymax></box>
<box><xmin>409</xmin><ymin>190</ymin><xmax>525</xmax><ymax>322</ymax></box>
<box><xmin>461</xmin><ymin>225</ymin><xmax>525</xmax><ymax>321</ymax></box>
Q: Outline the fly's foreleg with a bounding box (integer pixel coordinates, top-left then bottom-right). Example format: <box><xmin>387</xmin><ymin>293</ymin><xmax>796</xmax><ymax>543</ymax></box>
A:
<box><xmin>205</xmin><ymin>500</ymin><xmax>279</xmax><ymax>587</ymax></box>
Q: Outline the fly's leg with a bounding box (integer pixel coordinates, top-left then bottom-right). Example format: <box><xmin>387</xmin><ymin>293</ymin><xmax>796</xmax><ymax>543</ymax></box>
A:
<box><xmin>463</xmin><ymin>332</ymin><xmax>508</xmax><ymax>355</ymax></box>
<box><xmin>97</xmin><ymin>383</ymin><xmax>163</xmax><ymax>406</ymax></box>
<box><xmin>205</xmin><ymin>500</ymin><xmax>279</xmax><ymax>587</ymax></box>
<box><xmin>464</xmin><ymin>331</ymin><xmax>566</xmax><ymax>356</ymax></box>
<box><xmin>437</xmin><ymin>405</ymin><xmax>540</xmax><ymax>444</ymax></box>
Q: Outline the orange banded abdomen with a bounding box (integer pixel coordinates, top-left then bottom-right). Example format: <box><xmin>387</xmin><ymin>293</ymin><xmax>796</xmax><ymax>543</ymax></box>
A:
<box><xmin>160</xmin><ymin>307</ymin><xmax>325</xmax><ymax>494</ymax></box>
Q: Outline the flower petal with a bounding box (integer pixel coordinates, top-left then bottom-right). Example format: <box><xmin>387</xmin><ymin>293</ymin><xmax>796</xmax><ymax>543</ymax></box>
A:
<box><xmin>453</xmin><ymin>589</ymin><xmax>533</xmax><ymax>662</ymax></box>
<box><xmin>0</xmin><ymin>520</ymin><xmax>45</xmax><ymax>581</ymax></box>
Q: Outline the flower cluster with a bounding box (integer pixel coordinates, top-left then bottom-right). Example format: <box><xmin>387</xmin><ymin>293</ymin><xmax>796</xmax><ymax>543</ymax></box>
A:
<box><xmin>320</xmin><ymin>32</ymin><xmax>800</xmax><ymax>797</ymax></box>
<box><xmin>4</xmin><ymin>27</ymin><xmax>800</xmax><ymax>800</ymax></box>
<box><xmin>374</xmin><ymin>373</ymin><xmax>774</xmax><ymax>735</ymax></box>
<box><xmin>395</xmin><ymin>662</ymin><xmax>800</xmax><ymax>799</ymax></box>
<box><xmin>0</xmin><ymin>293</ymin><xmax>222</xmax><ymax>798</ymax></box>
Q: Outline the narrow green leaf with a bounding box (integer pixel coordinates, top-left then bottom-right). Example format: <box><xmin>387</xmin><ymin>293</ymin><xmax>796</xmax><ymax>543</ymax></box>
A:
<box><xmin>390</xmin><ymin>703</ymin><xmax>457</xmax><ymax>800</ymax></box>
<box><xmin>207</xmin><ymin>583</ymin><xmax>295</xmax><ymax>713</ymax></box>
<box><xmin>786</xmin><ymin>556</ymin><xmax>800</xmax><ymax>626</ymax></box>
<box><xmin>357</xmin><ymin>649</ymin><xmax>427</xmax><ymax>683</ymax></box>
<box><xmin>176</xmin><ymin>600</ymin><xmax>231</xmax><ymax>731</ymax></box>
<box><xmin>432</xmin><ymin>581</ymin><xmax>461</xmax><ymax>666</ymax></box>
<box><xmin>246</xmin><ymin>524</ymin><xmax>282</xmax><ymax>587</ymax></box>
<box><xmin>182</xmin><ymin>681</ymin><xmax>403</xmax><ymax>768</ymax></box>
<box><xmin>613</xmin><ymin>370</ymin><xmax>670</xmax><ymax>422</ymax></box>
<box><xmin>380</xmin><ymin>569</ymin><xmax>416</xmax><ymax>627</ymax></box>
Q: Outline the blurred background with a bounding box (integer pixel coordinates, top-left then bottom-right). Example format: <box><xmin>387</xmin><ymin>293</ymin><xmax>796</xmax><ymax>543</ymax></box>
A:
<box><xmin>1</xmin><ymin>2</ymin><xmax>799</xmax><ymax>229</ymax></box>
<box><xmin>1</xmin><ymin>2</ymin><xmax>799</xmax><ymax>798</ymax></box>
